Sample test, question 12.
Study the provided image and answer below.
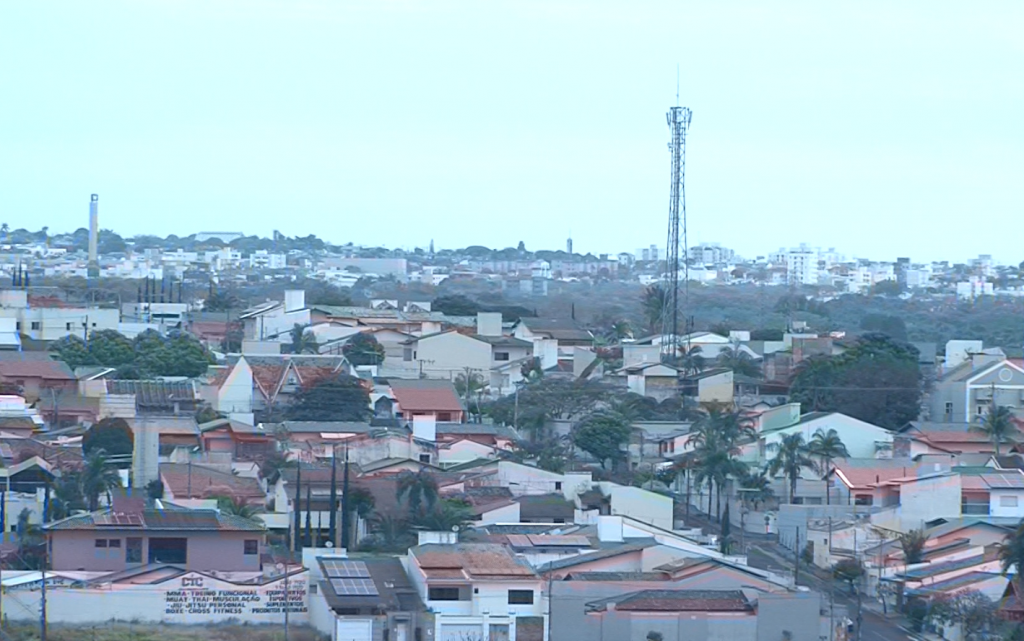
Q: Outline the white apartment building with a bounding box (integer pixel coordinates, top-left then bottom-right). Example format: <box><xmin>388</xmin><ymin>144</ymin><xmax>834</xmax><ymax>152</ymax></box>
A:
<box><xmin>785</xmin><ymin>248</ymin><xmax>818</xmax><ymax>285</ymax></box>
<box><xmin>688</xmin><ymin>243</ymin><xmax>734</xmax><ymax>266</ymax></box>
<box><xmin>0</xmin><ymin>290</ymin><xmax>119</xmax><ymax>342</ymax></box>
<box><xmin>247</xmin><ymin>250</ymin><xmax>287</xmax><ymax>270</ymax></box>
<box><xmin>956</xmin><ymin>278</ymin><xmax>994</xmax><ymax>301</ymax></box>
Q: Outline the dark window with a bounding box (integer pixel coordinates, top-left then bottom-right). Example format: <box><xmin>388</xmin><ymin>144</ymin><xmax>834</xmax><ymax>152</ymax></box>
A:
<box><xmin>419</xmin><ymin>454</ymin><xmax>431</xmax><ymax>463</ymax></box>
<box><xmin>508</xmin><ymin>590</ymin><xmax>534</xmax><ymax>604</ymax></box>
<box><xmin>65</xmin><ymin>323</ymin><xmax>72</xmax><ymax>330</ymax></box>
<box><xmin>148</xmin><ymin>537</ymin><xmax>187</xmax><ymax>564</ymax></box>
<box><xmin>30</xmin><ymin>322</ymin><xmax>40</xmax><ymax>330</ymax></box>
<box><xmin>494</xmin><ymin>352</ymin><xmax>510</xmax><ymax>361</ymax></box>
<box><xmin>854</xmin><ymin>495</ymin><xmax>874</xmax><ymax>506</ymax></box>
<box><xmin>94</xmin><ymin>539</ymin><xmax>108</xmax><ymax>548</ymax></box>
<box><xmin>243</xmin><ymin>539</ymin><xmax>258</xmax><ymax>555</ymax></box>
<box><xmin>554</xmin><ymin>482</ymin><xmax>562</xmax><ymax>491</ymax></box>
<box><xmin>108</xmin><ymin>539</ymin><xmax>121</xmax><ymax>548</ymax></box>
<box><xmin>14</xmin><ymin>322</ymin><xmax>20</xmax><ymax>330</ymax></box>
<box><xmin>428</xmin><ymin>587</ymin><xmax>462</xmax><ymax>601</ymax></box>
<box><xmin>126</xmin><ymin>537</ymin><xmax>143</xmax><ymax>563</ymax></box>
<box><xmin>92</xmin><ymin>322</ymin><xmax>97</xmax><ymax>327</ymax></box>
<box><xmin>437</xmin><ymin>412</ymin><xmax>452</xmax><ymax>421</ymax></box>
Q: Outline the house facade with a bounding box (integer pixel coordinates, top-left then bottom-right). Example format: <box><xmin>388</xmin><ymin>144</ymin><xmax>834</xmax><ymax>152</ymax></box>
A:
<box><xmin>929</xmin><ymin>354</ymin><xmax>1024</xmax><ymax>424</ymax></box>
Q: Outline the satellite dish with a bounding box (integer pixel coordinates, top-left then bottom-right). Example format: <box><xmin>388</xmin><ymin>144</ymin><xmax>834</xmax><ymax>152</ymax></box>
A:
<box><xmin>325</xmin><ymin>541</ymin><xmax>334</xmax><ymax>548</ymax></box>
<box><xmin>451</xmin><ymin>525</ymin><xmax>460</xmax><ymax>532</ymax></box>
<box><xmin>275</xmin><ymin>562</ymin><xmax>285</xmax><ymax>572</ymax></box>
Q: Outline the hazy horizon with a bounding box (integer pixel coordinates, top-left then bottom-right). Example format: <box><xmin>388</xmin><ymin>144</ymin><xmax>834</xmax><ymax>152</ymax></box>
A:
<box><xmin>2</xmin><ymin>1</ymin><xmax>1021</xmax><ymax>264</ymax></box>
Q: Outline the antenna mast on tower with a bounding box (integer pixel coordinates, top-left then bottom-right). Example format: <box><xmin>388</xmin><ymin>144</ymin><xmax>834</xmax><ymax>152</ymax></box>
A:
<box><xmin>660</xmin><ymin>93</ymin><xmax>693</xmax><ymax>362</ymax></box>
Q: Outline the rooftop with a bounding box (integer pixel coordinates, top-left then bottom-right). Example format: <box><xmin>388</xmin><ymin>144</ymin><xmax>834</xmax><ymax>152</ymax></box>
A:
<box><xmin>586</xmin><ymin>589</ymin><xmax>752</xmax><ymax>613</ymax></box>
<box><xmin>45</xmin><ymin>504</ymin><xmax>265</xmax><ymax>532</ymax></box>
<box><xmin>412</xmin><ymin>543</ymin><xmax>537</xmax><ymax>580</ymax></box>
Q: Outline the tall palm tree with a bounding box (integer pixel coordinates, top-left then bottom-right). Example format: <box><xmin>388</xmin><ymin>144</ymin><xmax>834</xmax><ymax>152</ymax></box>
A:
<box><xmin>686</xmin><ymin>407</ymin><xmax>754</xmax><ymax>521</ymax></box>
<box><xmin>412</xmin><ymin>499</ymin><xmax>473</xmax><ymax>532</ymax></box>
<box><xmin>899</xmin><ymin>528</ymin><xmax>929</xmax><ymax>565</ymax></box>
<box><xmin>808</xmin><ymin>428</ymin><xmax>850</xmax><ymax>505</ymax></box>
<box><xmin>974</xmin><ymin>405</ymin><xmax>1017</xmax><ymax>456</ymax></box>
<box><xmin>641</xmin><ymin>285</ymin><xmax>666</xmax><ymax>333</ymax></box>
<box><xmin>767</xmin><ymin>433</ymin><xmax>816</xmax><ymax>504</ymax></box>
<box><xmin>999</xmin><ymin>521</ymin><xmax>1024</xmax><ymax>588</ymax></box>
<box><xmin>606</xmin><ymin>320</ymin><xmax>634</xmax><ymax>343</ymax></box>
<box><xmin>677</xmin><ymin>345</ymin><xmax>706</xmax><ymax>377</ymax></box>
<box><xmin>396</xmin><ymin>470</ymin><xmax>439</xmax><ymax>514</ymax></box>
<box><xmin>289</xmin><ymin>323</ymin><xmax>319</xmax><ymax>354</ymax></box>
<box><xmin>737</xmin><ymin>468</ymin><xmax>775</xmax><ymax>511</ymax></box>
<box><xmin>81</xmin><ymin>450</ymin><xmax>122</xmax><ymax>511</ymax></box>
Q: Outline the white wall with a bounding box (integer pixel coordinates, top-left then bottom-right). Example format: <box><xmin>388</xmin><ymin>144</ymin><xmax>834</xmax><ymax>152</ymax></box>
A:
<box><xmin>898</xmin><ymin>474</ymin><xmax>963</xmax><ymax>530</ymax></box>
<box><xmin>416</xmin><ymin>332</ymin><xmax>492</xmax><ymax>379</ymax></box>
<box><xmin>990</xmin><ymin>489</ymin><xmax>1024</xmax><ymax>518</ymax></box>
<box><xmin>607</xmin><ymin>486</ymin><xmax>673</xmax><ymax>530</ymax></box>
<box><xmin>761</xmin><ymin>414</ymin><xmax>892</xmax><ymax>461</ymax></box>
<box><xmin>496</xmin><ymin>462</ymin><xmax>592</xmax><ymax>501</ymax></box>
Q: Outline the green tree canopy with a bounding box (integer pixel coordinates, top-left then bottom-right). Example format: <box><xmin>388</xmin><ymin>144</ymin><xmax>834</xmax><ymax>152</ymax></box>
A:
<box><xmin>82</xmin><ymin>417</ymin><xmax>134</xmax><ymax>460</ymax></box>
<box><xmin>286</xmin><ymin>374</ymin><xmax>371</xmax><ymax>421</ymax></box>
<box><xmin>572</xmin><ymin>410</ymin><xmax>632</xmax><ymax>469</ymax></box>
<box><xmin>51</xmin><ymin>329</ymin><xmax>214</xmax><ymax>378</ymax></box>
<box><xmin>343</xmin><ymin>332</ymin><xmax>385</xmax><ymax>366</ymax></box>
<box><xmin>789</xmin><ymin>333</ymin><xmax>921</xmax><ymax>429</ymax></box>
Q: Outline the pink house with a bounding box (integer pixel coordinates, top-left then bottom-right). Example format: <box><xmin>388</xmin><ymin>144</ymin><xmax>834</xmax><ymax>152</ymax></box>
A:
<box><xmin>44</xmin><ymin>502</ymin><xmax>265</xmax><ymax>572</ymax></box>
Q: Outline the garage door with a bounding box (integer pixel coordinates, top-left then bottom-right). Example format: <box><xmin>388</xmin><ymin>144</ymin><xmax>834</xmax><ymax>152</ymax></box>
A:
<box><xmin>336</xmin><ymin>618</ymin><xmax>373</xmax><ymax>641</ymax></box>
<box><xmin>441</xmin><ymin>623</ymin><xmax>484</xmax><ymax>641</ymax></box>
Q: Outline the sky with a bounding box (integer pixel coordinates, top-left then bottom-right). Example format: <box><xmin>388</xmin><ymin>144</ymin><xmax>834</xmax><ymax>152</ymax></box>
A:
<box><xmin>1</xmin><ymin>1</ymin><xmax>1021</xmax><ymax>264</ymax></box>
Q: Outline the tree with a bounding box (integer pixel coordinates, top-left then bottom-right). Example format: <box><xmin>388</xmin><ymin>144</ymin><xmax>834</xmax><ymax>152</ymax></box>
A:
<box><xmin>412</xmin><ymin>499</ymin><xmax>473</xmax><ymax>531</ymax></box>
<box><xmin>789</xmin><ymin>334</ymin><xmax>921</xmax><ymax>429</ymax></box>
<box><xmin>396</xmin><ymin>470</ymin><xmax>439</xmax><ymax>514</ymax></box>
<box><xmin>203</xmin><ymin>290</ymin><xmax>241</xmax><ymax>312</ymax></box>
<box><xmin>51</xmin><ymin>470</ymin><xmax>86</xmax><ymax>520</ymax></box>
<box><xmin>82</xmin><ymin>417</ymin><xmax>134</xmax><ymax>460</ymax></box>
<box><xmin>738</xmin><ymin>468</ymin><xmax>775</xmax><ymax>510</ymax></box>
<box><xmin>213</xmin><ymin>494</ymin><xmax>264</xmax><ymax>521</ymax></box>
<box><xmin>342</xmin><ymin>332</ymin><xmax>385</xmax><ymax>367</ymax></box>
<box><xmin>572</xmin><ymin>410</ymin><xmax>632</xmax><ymax>469</ymax></box>
<box><xmin>808</xmin><ymin>428</ymin><xmax>849</xmax><ymax>505</ymax></box>
<box><xmin>768</xmin><ymin>433</ymin><xmax>816</xmax><ymax>504</ymax></box>
<box><xmin>145</xmin><ymin>479</ymin><xmax>164</xmax><ymax>500</ymax></box>
<box><xmin>360</xmin><ymin>513</ymin><xmax>414</xmax><ymax>553</ymax></box>
<box><xmin>288</xmin><ymin>323</ymin><xmax>319</xmax><ymax>354</ymax></box>
<box><xmin>432</xmin><ymin>295</ymin><xmax>480</xmax><ymax>316</ymax></box>
<box><xmin>686</xmin><ymin>407</ymin><xmax>755</xmax><ymax>520</ymax></box>
<box><xmin>49</xmin><ymin>335</ymin><xmax>97</xmax><ymax>370</ymax></box>
<box><xmin>641</xmin><ymin>285</ymin><xmax>666</xmax><ymax>333</ymax></box>
<box><xmin>859</xmin><ymin>313</ymin><xmax>908</xmax><ymax>342</ymax></box>
<box><xmin>715</xmin><ymin>347</ymin><xmax>762</xmax><ymax>378</ymax></box>
<box><xmin>133</xmin><ymin>329</ymin><xmax>215</xmax><ymax>378</ymax></box>
<box><xmin>899</xmin><ymin>528</ymin><xmax>929</xmax><ymax>565</ymax></box>
<box><xmin>82</xmin><ymin>330</ymin><xmax>136</xmax><ymax>367</ymax></box>
<box><xmin>832</xmin><ymin>557</ymin><xmax>864</xmax><ymax>590</ymax></box>
<box><xmin>974</xmin><ymin>404</ymin><xmax>1017</xmax><ymax>456</ymax></box>
<box><xmin>286</xmin><ymin>374</ymin><xmax>371</xmax><ymax>421</ymax></box>
<box><xmin>998</xmin><ymin>520</ymin><xmax>1024</xmax><ymax>581</ymax></box>
<box><xmin>80</xmin><ymin>450</ymin><xmax>123</xmax><ymax>511</ymax></box>
<box><xmin>454</xmin><ymin>371</ymin><xmax>487</xmax><ymax>420</ymax></box>
<box><xmin>676</xmin><ymin>345</ymin><xmax>706</xmax><ymax>376</ymax></box>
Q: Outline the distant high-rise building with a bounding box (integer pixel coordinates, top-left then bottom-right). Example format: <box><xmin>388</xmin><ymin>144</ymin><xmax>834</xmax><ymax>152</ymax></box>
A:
<box><xmin>567</xmin><ymin>237</ymin><xmax>573</xmax><ymax>255</ymax></box>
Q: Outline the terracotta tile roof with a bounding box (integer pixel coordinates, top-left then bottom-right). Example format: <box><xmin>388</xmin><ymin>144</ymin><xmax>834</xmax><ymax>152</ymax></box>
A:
<box><xmin>999</xmin><ymin>580</ymin><xmax>1024</xmax><ymax>621</ymax></box>
<box><xmin>387</xmin><ymin>379</ymin><xmax>464</xmax><ymax>413</ymax></box>
<box><xmin>160</xmin><ymin>463</ymin><xmax>265</xmax><ymax>502</ymax></box>
<box><xmin>832</xmin><ymin>459</ymin><xmax>924</xmax><ymax>489</ymax></box>
<box><xmin>588</xmin><ymin>589</ymin><xmax>752</xmax><ymax>612</ymax></box>
<box><xmin>45</xmin><ymin>506</ymin><xmax>264</xmax><ymax>532</ymax></box>
<box><xmin>413</xmin><ymin>543</ymin><xmax>536</xmax><ymax>579</ymax></box>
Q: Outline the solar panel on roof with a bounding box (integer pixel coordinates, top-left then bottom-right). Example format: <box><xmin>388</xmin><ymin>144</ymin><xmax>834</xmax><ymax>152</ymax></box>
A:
<box><xmin>329</xmin><ymin>578</ymin><xmax>378</xmax><ymax>596</ymax></box>
<box><xmin>322</xmin><ymin>560</ymin><xmax>371</xmax><ymax>578</ymax></box>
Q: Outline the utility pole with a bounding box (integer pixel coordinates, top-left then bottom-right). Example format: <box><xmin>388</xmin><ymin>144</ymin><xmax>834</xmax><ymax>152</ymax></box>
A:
<box><xmin>40</xmin><ymin>533</ymin><xmax>47</xmax><ymax>641</ymax></box>
<box><xmin>793</xmin><ymin>526</ymin><xmax>800</xmax><ymax>586</ymax></box>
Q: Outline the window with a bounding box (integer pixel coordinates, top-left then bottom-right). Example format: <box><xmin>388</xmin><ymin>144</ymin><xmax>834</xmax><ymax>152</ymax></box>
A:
<box><xmin>65</xmin><ymin>322</ymin><xmax>72</xmax><ymax>330</ymax></box>
<box><xmin>437</xmin><ymin>412</ymin><xmax>452</xmax><ymax>422</ymax></box>
<box><xmin>554</xmin><ymin>482</ymin><xmax>562</xmax><ymax>491</ymax></box>
<box><xmin>419</xmin><ymin>454</ymin><xmax>431</xmax><ymax>463</ymax></box>
<box><xmin>1000</xmin><ymin>496</ymin><xmax>1019</xmax><ymax>508</ymax></box>
<box><xmin>14</xmin><ymin>322</ymin><xmax>20</xmax><ymax>330</ymax></box>
<box><xmin>126</xmin><ymin>537</ymin><xmax>143</xmax><ymax>563</ymax></box>
<box><xmin>309</xmin><ymin>584</ymin><xmax>317</xmax><ymax>595</ymax></box>
<box><xmin>30</xmin><ymin>322</ymin><xmax>40</xmax><ymax>330</ymax></box>
<box><xmin>428</xmin><ymin>587</ymin><xmax>462</xmax><ymax>601</ymax></box>
<box><xmin>108</xmin><ymin>539</ymin><xmax>121</xmax><ymax>548</ymax></box>
<box><xmin>95</xmin><ymin>539</ymin><xmax>108</xmax><ymax>548</ymax></box>
<box><xmin>945</xmin><ymin>402</ymin><xmax>953</xmax><ymax>416</ymax></box>
<box><xmin>854</xmin><ymin>495</ymin><xmax>874</xmax><ymax>506</ymax></box>
<box><xmin>243</xmin><ymin>539</ymin><xmax>258</xmax><ymax>555</ymax></box>
<box><xmin>403</xmin><ymin>347</ymin><xmax>414</xmax><ymax>362</ymax></box>
<box><xmin>494</xmin><ymin>352</ymin><xmax>510</xmax><ymax>361</ymax></box>
<box><xmin>508</xmin><ymin>590</ymin><xmax>534</xmax><ymax>604</ymax></box>
<box><xmin>148</xmin><ymin>537</ymin><xmax>187</xmax><ymax>564</ymax></box>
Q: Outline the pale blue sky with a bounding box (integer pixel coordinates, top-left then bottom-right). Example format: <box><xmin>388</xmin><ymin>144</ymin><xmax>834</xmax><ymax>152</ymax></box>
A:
<box><xmin>2</xmin><ymin>1</ymin><xmax>1021</xmax><ymax>263</ymax></box>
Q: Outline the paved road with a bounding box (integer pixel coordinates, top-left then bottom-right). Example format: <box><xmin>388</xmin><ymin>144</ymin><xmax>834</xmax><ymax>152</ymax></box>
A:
<box><xmin>748</xmin><ymin>545</ymin><xmax>911</xmax><ymax>641</ymax></box>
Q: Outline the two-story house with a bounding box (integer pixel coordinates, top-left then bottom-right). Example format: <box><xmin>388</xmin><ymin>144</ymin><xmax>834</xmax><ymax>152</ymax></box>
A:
<box><xmin>384</xmin><ymin>378</ymin><xmax>466</xmax><ymax>423</ymax></box>
<box><xmin>238</xmin><ymin>290</ymin><xmax>310</xmax><ymax>343</ymax></box>
<box><xmin>407</xmin><ymin>542</ymin><xmax>547</xmax><ymax>641</ymax></box>
<box><xmin>929</xmin><ymin>351</ymin><xmax>1024</xmax><ymax>424</ymax></box>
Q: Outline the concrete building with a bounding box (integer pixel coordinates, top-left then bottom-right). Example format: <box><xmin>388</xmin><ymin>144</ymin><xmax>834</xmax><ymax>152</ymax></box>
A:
<box><xmin>0</xmin><ymin>289</ymin><xmax>119</xmax><ymax>342</ymax></box>
<box><xmin>928</xmin><ymin>352</ymin><xmax>1024</xmax><ymax>424</ymax></box>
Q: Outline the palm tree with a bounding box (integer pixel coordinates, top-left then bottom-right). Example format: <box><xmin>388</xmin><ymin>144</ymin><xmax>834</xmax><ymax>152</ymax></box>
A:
<box><xmin>364</xmin><ymin>513</ymin><xmax>413</xmax><ymax>552</ymax></box>
<box><xmin>808</xmin><ymin>429</ymin><xmax>850</xmax><ymax>505</ymax></box>
<box><xmin>686</xmin><ymin>407</ymin><xmax>754</xmax><ymax>520</ymax></box>
<box><xmin>50</xmin><ymin>469</ymin><xmax>86</xmax><ymax>520</ymax></box>
<box><xmin>454</xmin><ymin>371</ymin><xmax>487</xmax><ymax>421</ymax></box>
<box><xmin>289</xmin><ymin>323</ymin><xmax>319</xmax><ymax>354</ymax></box>
<box><xmin>605</xmin><ymin>320</ymin><xmax>634</xmax><ymax>343</ymax></box>
<box><xmin>396</xmin><ymin>470</ymin><xmax>439</xmax><ymax>514</ymax></box>
<box><xmin>998</xmin><ymin>521</ymin><xmax>1024</xmax><ymax>585</ymax></box>
<box><xmin>973</xmin><ymin>405</ymin><xmax>1017</xmax><ymax>456</ymax></box>
<box><xmin>677</xmin><ymin>345</ymin><xmax>706</xmax><ymax>376</ymax></box>
<box><xmin>412</xmin><ymin>499</ymin><xmax>473</xmax><ymax>531</ymax></box>
<box><xmin>737</xmin><ymin>468</ymin><xmax>775</xmax><ymax>511</ymax></box>
<box><xmin>767</xmin><ymin>433</ymin><xmax>816</xmax><ymax>504</ymax></box>
<box><xmin>81</xmin><ymin>450</ymin><xmax>122</xmax><ymax>511</ymax></box>
<box><xmin>213</xmin><ymin>494</ymin><xmax>264</xmax><ymax>521</ymax></box>
<box><xmin>899</xmin><ymin>528</ymin><xmax>928</xmax><ymax>565</ymax></box>
<box><xmin>715</xmin><ymin>347</ymin><xmax>762</xmax><ymax>379</ymax></box>
<box><xmin>642</xmin><ymin>285</ymin><xmax>666</xmax><ymax>333</ymax></box>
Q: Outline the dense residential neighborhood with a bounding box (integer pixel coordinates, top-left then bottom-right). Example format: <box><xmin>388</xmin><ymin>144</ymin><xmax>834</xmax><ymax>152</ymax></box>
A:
<box><xmin>0</xmin><ymin>229</ymin><xmax>1019</xmax><ymax>641</ymax></box>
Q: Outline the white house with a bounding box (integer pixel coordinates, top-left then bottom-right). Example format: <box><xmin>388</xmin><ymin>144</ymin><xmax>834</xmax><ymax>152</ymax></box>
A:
<box><xmin>406</xmin><ymin>542</ymin><xmax>547</xmax><ymax>641</ymax></box>
<box><xmin>755</xmin><ymin>411</ymin><xmax>894</xmax><ymax>462</ymax></box>
<box><xmin>238</xmin><ymin>290</ymin><xmax>311</xmax><ymax>342</ymax></box>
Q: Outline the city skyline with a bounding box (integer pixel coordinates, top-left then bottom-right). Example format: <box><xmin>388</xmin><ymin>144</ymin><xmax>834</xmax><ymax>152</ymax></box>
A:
<box><xmin>2</xmin><ymin>1</ymin><xmax>1021</xmax><ymax>264</ymax></box>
